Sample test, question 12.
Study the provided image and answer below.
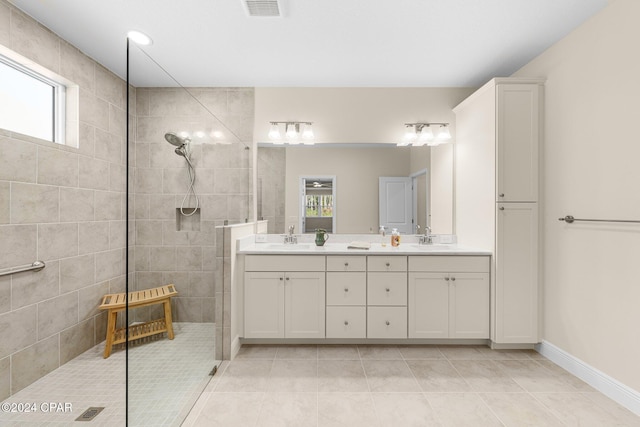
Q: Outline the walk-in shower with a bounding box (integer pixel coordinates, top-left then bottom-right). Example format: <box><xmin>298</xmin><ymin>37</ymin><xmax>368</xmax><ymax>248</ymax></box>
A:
<box><xmin>165</xmin><ymin>132</ymin><xmax>199</xmax><ymax>216</ymax></box>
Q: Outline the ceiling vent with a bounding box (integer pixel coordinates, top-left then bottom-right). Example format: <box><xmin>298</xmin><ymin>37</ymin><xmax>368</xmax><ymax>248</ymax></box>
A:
<box><xmin>243</xmin><ymin>0</ymin><xmax>282</xmax><ymax>17</ymax></box>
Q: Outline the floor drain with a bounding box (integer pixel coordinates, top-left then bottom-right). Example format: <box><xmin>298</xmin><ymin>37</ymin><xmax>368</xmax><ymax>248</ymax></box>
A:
<box><xmin>75</xmin><ymin>407</ymin><xmax>105</xmax><ymax>422</ymax></box>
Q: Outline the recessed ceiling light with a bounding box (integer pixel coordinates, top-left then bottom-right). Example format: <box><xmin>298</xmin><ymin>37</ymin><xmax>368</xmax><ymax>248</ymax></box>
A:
<box><xmin>127</xmin><ymin>30</ymin><xmax>153</xmax><ymax>46</ymax></box>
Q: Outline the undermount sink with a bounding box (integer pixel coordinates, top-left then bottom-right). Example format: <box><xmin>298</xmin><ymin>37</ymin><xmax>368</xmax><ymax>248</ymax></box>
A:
<box><xmin>264</xmin><ymin>243</ymin><xmax>314</xmax><ymax>250</ymax></box>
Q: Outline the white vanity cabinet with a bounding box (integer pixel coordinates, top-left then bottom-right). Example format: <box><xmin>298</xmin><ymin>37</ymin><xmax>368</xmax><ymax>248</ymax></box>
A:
<box><xmin>244</xmin><ymin>255</ymin><xmax>325</xmax><ymax>339</ymax></box>
<box><xmin>367</xmin><ymin>256</ymin><xmax>408</xmax><ymax>338</ymax></box>
<box><xmin>408</xmin><ymin>256</ymin><xmax>490</xmax><ymax>339</ymax></box>
<box><xmin>326</xmin><ymin>256</ymin><xmax>367</xmax><ymax>338</ymax></box>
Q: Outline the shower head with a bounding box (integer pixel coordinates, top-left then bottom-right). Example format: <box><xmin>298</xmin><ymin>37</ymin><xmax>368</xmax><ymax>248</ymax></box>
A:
<box><xmin>164</xmin><ymin>132</ymin><xmax>190</xmax><ymax>147</ymax></box>
<box><xmin>174</xmin><ymin>147</ymin><xmax>187</xmax><ymax>157</ymax></box>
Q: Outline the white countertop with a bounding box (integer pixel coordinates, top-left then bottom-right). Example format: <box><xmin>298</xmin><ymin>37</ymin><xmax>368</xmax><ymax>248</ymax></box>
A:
<box><xmin>237</xmin><ymin>234</ymin><xmax>491</xmax><ymax>256</ymax></box>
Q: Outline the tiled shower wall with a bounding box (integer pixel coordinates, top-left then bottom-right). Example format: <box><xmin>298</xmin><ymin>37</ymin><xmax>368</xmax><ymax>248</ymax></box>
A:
<box><xmin>133</xmin><ymin>87</ymin><xmax>253</xmax><ymax>323</ymax></box>
<box><xmin>0</xmin><ymin>0</ymin><xmax>127</xmax><ymax>399</ymax></box>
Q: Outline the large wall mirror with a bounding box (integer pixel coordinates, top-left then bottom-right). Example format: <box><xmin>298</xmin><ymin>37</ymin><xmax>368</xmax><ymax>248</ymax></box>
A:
<box><xmin>257</xmin><ymin>143</ymin><xmax>454</xmax><ymax>235</ymax></box>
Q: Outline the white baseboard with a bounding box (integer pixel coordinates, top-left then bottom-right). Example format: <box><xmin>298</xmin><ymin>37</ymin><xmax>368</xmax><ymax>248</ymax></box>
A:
<box><xmin>536</xmin><ymin>340</ymin><xmax>640</xmax><ymax>416</ymax></box>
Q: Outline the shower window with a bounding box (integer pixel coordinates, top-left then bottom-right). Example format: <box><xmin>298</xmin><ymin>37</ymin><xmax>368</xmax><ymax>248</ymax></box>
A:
<box><xmin>0</xmin><ymin>54</ymin><xmax>66</xmax><ymax>144</ymax></box>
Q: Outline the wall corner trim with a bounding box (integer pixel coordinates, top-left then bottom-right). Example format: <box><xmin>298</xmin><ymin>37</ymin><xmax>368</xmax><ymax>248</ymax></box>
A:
<box><xmin>536</xmin><ymin>340</ymin><xmax>640</xmax><ymax>416</ymax></box>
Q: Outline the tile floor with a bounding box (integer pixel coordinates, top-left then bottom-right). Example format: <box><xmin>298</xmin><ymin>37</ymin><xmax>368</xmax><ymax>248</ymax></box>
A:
<box><xmin>0</xmin><ymin>322</ymin><xmax>217</xmax><ymax>426</ymax></box>
<box><xmin>182</xmin><ymin>344</ymin><xmax>640</xmax><ymax>427</ymax></box>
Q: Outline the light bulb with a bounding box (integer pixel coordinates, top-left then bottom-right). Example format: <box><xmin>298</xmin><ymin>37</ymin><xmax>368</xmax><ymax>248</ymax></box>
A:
<box><xmin>437</xmin><ymin>125</ymin><xmax>451</xmax><ymax>140</ymax></box>
<box><xmin>418</xmin><ymin>125</ymin><xmax>434</xmax><ymax>141</ymax></box>
<box><xmin>268</xmin><ymin>123</ymin><xmax>281</xmax><ymax>140</ymax></box>
<box><xmin>286</xmin><ymin>123</ymin><xmax>299</xmax><ymax>139</ymax></box>
<box><xmin>302</xmin><ymin>123</ymin><xmax>314</xmax><ymax>140</ymax></box>
<box><xmin>127</xmin><ymin>30</ymin><xmax>153</xmax><ymax>46</ymax></box>
<box><xmin>404</xmin><ymin>125</ymin><xmax>417</xmax><ymax>141</ymax></box>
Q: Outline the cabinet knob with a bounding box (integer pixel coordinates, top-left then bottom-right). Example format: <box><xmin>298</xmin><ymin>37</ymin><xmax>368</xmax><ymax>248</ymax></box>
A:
<box><xmin>344</xmin><ymin>262</ymin><xmax>349</xmax><ymax>267</ymax></box>
<box><xmin>444</xmin><ymin>277</ymin><xmax>450</xmax><ymax>281</ymax></box>
<box><xmin>451</xmin><ymin>277</ymin><xmax>456</xmax><ymax>281</ymax></box>
<box><xmin>385</xmin><ymin>321</ymin><xmax>390</xmax><ymax>326</ymax></box>
<box><xmin>385</xmin><ymin>262</ymin><xmax>390</xmax><ymax>267</ymax></box>
<box><xmin>499</xmin><ymin>206</ymin><xmax>505</xmax><ymax>211</ymax></box>
<box><xmin>344</xmin><ymin>287</ymin><xmax>349</xmax><ymax>292</ymax></box>
<box><xmin>285</xmin><ymin>277</ymin><xmax>290</xmax><ymax>281</ymax></box>
<box><xmin>279</xmin><ymin>277</ymin><xmax>284</xmax><ymax>281</ymax></box>
<box><xmin>499</xmin><ymin>193</ymin><xmax>505</xmax><ymax>197</ymax></box>
<box><xmin>385</xmin><ymin>288</ymin><xmax>390</xmax><ymax>292</ymax></box>
<box><xmin>344</xmin><ymin>321</ymin><xmax>349</xmax><ymax>326</ymax></box>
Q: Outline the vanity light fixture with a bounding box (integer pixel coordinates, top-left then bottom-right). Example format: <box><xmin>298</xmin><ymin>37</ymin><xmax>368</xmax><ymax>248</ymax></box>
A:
<box><xmin>399</xmin><ymin>123</ymin><xmax>451</xmax><ymax>146</ymax></box>
<box><xmin>268</xmin><ymin>121</ymin><xmax>315</xmax><ymax>145</ymax></box>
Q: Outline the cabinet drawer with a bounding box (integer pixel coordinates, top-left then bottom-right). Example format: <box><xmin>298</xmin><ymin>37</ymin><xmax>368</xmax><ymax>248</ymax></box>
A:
<box><xmin>367</xmin><ymin>256</ymin><xmax>407</xmax><ymax>272</ymax></box>
<box><xmin>367</xmin><ymin>307</ymin><xmax>407</xmax><ymax>338</ymax></box>
<box><xmin>326</xmin><ymin>306</ymin><xmax>366</xmax><ymax>338</ymax></box>
<box><xmin>327</xmin><ymin>272</ymin><xmax>366</xmax><ymax>305</ymax></box>
<box><xmin>245</xmin><ymin>255</ymin><xmax>325</xmax><ymax>272</ymax></box>
<box><xmin>408</xmin><ymin>256</ymin><xmax>490</xmax><ymax>273</ymax></box>
<box><xmin>367</xmin><ymin>273</ymin><xmax>407</xmax><ymax>306</ymax></box>
<box><xmin>327</xmin><ymin>256</ymin><xmax>366</xmax><ymax>272</ymax></box>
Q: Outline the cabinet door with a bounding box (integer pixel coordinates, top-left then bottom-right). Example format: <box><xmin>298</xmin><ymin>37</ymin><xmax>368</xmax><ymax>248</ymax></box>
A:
<box><xmin>367</xmin><ymin>272</ymin><xmax>407</xmax><ymax>306</ymax></box>
<box><xmin>408</xmin><ymin>273</ymin><xmax>449</xmax><ymax>338</ymax></box>
<box><xmin>367</xmin><ymin>307</ymin><xmax>407</xmax><ymax>339</ymax></box>
<box><xmin>244</xmin><ymin>272</ymin><xmax>284</xmax><ymax>338</ymax></box>
<box><xmin>495</xmin><ymin>203</ymin><xmax>538</xmax><ymax>343</ymax></box>
<box><xmin>326</xmin><ymin>272</ymin><xmax>366</xmax><ymax>306</ymax></box>
<box><xmin>285</xmin><ymin>272</ymin><xmax>326</xmax><ymax>339</ymax></box>
<box><xmin>450</xmin><ymin>273</ymin><xmax>490</xmax><ymax>338</ymax></box>
<box><xmin>326</xmin><ymin>306</ymin><xmax>366</xmax><ymax>338</ymax></box>
<box><xmin>496</xmin><ymin>84</ymin><xmax>540</xmax><ymax>202</ymax></box>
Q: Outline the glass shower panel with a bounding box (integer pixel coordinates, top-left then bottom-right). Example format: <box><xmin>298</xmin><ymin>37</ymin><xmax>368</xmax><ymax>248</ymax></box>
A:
<box><xmin>127</xmin><ymin>40</ymin><xmax>252</xmax><ymax>425</ymax></box>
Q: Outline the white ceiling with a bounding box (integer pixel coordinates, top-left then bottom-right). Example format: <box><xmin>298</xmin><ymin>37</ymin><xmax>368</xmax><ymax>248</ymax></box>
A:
<box><xmin>9</xmin><ymin>0</ymin><xmax>610</xmax><ymax>87</ymax></box>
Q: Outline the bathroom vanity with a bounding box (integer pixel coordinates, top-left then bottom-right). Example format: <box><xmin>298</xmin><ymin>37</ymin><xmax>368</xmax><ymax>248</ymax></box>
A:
<box><xmin>238</xmin><ymin>239</ymin><xmax>492</xmax><ymax>344</ymax></box>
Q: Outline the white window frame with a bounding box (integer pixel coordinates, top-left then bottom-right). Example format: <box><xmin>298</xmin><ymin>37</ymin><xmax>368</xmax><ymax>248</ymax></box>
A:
<box><xmin>0</xmin><ymin>53</ymin><xmax>67</xmax><ymax>145</ymax></box>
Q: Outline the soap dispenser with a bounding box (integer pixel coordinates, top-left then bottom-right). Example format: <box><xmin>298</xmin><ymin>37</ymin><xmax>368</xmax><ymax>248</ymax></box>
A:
<box><xmin>391</xmin><ymin>228</ymin><xmax>400</xmax><ymax>247</ymax></box>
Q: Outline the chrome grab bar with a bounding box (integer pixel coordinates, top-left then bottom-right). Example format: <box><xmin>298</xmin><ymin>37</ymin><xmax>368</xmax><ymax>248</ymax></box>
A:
<box><xmin>559</xmin><ymin>215</ymin><xmax>640</xmax><ymax>224</ymax></box>
<box><xmin>0</xmin><ymin>260</ymin><xmax>46</xmax><ymax>277</ymax></box>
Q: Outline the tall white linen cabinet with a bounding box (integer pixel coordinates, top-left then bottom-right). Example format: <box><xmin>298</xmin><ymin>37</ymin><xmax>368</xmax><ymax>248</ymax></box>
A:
<box><xmin>453</xmin><ymin>78</ymin><xmax>544</xmax><ymax>345</ymax></box>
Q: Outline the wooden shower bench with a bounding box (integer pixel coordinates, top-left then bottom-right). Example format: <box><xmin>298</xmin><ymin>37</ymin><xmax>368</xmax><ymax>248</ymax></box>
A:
<box><xmin>99</xmin><ymin>284</ymin><xmax>178</xmax><ymax>358</ymax></box>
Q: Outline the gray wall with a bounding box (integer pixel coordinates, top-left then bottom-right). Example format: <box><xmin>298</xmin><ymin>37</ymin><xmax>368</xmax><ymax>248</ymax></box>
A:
<box><xmin>0</xmin><ymin>0</ymin><xmax>126</xmax><ymax>399</ymax></box>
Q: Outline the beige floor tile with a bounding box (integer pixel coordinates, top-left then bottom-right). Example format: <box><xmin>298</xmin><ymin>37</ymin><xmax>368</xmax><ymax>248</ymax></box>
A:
<box><xmin>372</xmin><ymin>392</ymin><xmax>442</xmax><ymax>427</ymax></box>
<box><xmin>268</xmin><ymin>359</ymin><xmax>318</xmax><ymax>392</ymax></box>
<box><xmin>406</xmin><ymin>359</ymin><xmax>471</xmax><ymax>392</ymax></box>
<box><xmin>318</xmin><ymin>345</ymin><xmax>360</xmax><ymax>360</ymax></box>
<box><xmin>318</xmin><ymin>393</ymin><xmax>379</xmax><ymax>427</ymax></box>
<box><xmin>257</xmin><ymin>392</ymin><xmax>317</xmax><ymax>427</ymax></box>
<box><xmin>450</xmin><ymin>360</ymin><xmax>523</xmax><ymax>392</ymax></box>
<box><xmin>318</xmin><ymin>360</ymin><xmax>368</xmax><ymax>392</ymax></box>
<box><xmin>476</xmin><ymin>347</ymin><xmax>537</xmax><ymax>360</ymax></box>
<box><xmin>582</xmin><ymin>392</ymin><xmax>640</xmax><ymax>425</ymax></box>
<box><xmin>426</xmin><ymin>393</ymin><xmax>503</xmax><ymax>426</ymax></box>
<box><xmin>496</xmin><ymin>359</ymin><xmax>591</xmax><ymax>393</ymax></box>
<box><xmin>398</xmin><ymin>345</ymin><xmax>445</xmax><ymax>360</ymax></box>
<box><xmin>192</xmin><ymin>392</ymin><xmax>264</xmax><ymax>427</ymax></box>
<box><xmin>235</xmin><ymin>345</ymin><xmax>279</xmax><ymax>360</ymax></box>
<box><xmin>357</xmin><ymin>345</ymin><xmax>403</xmax><ymax>360</ymax></box>
<box><xmin>362</xmin><ymin>360</ymin><xmax>420</xmax><ymax>392</ymax></box>
<box><xmin>535</xmin><ymin>360</ymin><xmax>594</xmax><ymax>391</ymax></box>
<box><xmin>438</xmin><ymin>345</ymin><xmax>490</xmax><ymax>360</ymax></box>
<box><xmin>532</xmin><ymin>392</ymin><xmax>640</xmax><ymax>426</ymax></box>
<box><xmin>275</xmin><ymin>345</ymin><xmax>318</xmax><ymax>360</ymax></box>
<box><xmin>215</xmin><ymin>360</ymin><xmax>273</xmax><ymax>392</ymax></box>
<box><xmin>481</xmin><ymin>392</ymin><xmax>564</xmax><ymax>426</ymax></box>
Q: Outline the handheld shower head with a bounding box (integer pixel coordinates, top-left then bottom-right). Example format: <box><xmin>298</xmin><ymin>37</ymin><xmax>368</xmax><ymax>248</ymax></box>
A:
<box><xmin>164</xmin><ymin>132</ymin><xmax>190</xmax><ymax>147</ymax></box>
<box><xmin>174</xmin><ymin>147</ymin><xmax>186</xmax><ymax>157</ymax></box>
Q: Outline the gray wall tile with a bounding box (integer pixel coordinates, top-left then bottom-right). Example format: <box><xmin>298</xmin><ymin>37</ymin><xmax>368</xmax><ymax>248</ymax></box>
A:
<box><xmin>79</xmin><ymin>88</ymin><xmax>109</xmax><ymax>131</ymax></box>
<box><xmin>38</xmin><ymin>223</ymin><xmax>78</xmax><ymax>260</ymax></box>
<box><xmin>0</xmin><ymin>305</ymin><xmax>37</xmax><ymax>359</ymax></box>
<box><xmin>110</xmin><ymin>220</ymin><xmax>126</xmax><ymax>249</ymax></box>
<box><xmin>94</xmin><ymin>190</ymin><xmax>121</xmax><ymax>221</ymax></box>
<box><xmin>60</xmin><ymin>319</ymin><xmax>94</xmax><ymax>365</ymax></box>
<box><xmin>60</xmin><ymin>187</ymin><xmax>94</xmax><ymax>222</ymax></box>
<box><xmin>0</xmin><ymin>2</ymin><xmax>9</xmax><ymax>47</ymax></box>
<box><xmin>12</xmin><ymin>260</ymin><xmax>59</xmax><ymax>310</ymax></box>
<box><xmin>11</xmin><ymin>335</ymin><xmax>59</xmax><ymax>394</ymax></box>
<box><xmin>0</xmin><ymin>181</ymin><xmax>9</xmax><ymax>224</ymax></box>
<box><xmin>78</xmin><ymin>221</ymin><xmax>109</xmax><ymax>254</ymax></box>
<box><xmin>149</xmin><ymin>246</ymin><xmax>176</xmax><ymax>271</ymax></box>
<box><xmin>60</xmin><ymin>40</ymin><xmax>95</xmax><ymax>93</ymax></box>
<box><xmin>10</xmin><ymin>182</ymin><xmax>59</xmax><ymax>224</ymax></box>
<box><xmin>95</xmin><ymin>128</ymin><xmax>121</xmax><ymax>164</ymax></box>
<box><xmin>60</xmin><ymin>254</ymin><xmax>95</xmax><ymax>293</ymax></box>
<box><xmin>78</xmin><ymin>281</ymin><xmax>109</xmax><ymax>321</ymax></box>
<box><xmin>0</xmin><ymin>225</ymin><xmax>37</xmax><ymax>269</ymax></box>
<box><xmin>95</xmin><ymin>249</ymin><xmax>123</xmax><ymax>282</ymax></box>
<box><xmin>96</xmin><ymin>65</ymin><xmax>125</xmax><ymax>109</ymax></box>
<box><xmin>0</xmin><ymin>277</ymin><xmax>10</xmax><ymax>314</ymax></box>
<box><xmin>9</xmin><ymin>8</ymin><xmax>60</xmax><ymax>73</ymax></box>
<box><xmin>79</xmin><ymin>156</ymin><xmax>110</xmax><ymax>190</ymax></box>
<box><xmin>0</xmin><ymin>356</ymin><xmax>9</xmax><ymax>401</ymax></box>
<box><xmin>0</xmin><ymin>137</ymin><xmax>37</xmax><ymax>183</ymax></box>
<box><xmin>37</xmin><ymin>292</ymin><xmax>78</xmax><ymax>339</ymax></box>
<box><xmin>37</xmin><ymin>146</ymin><xmax>78</xmax><ymax>187</ymax></box>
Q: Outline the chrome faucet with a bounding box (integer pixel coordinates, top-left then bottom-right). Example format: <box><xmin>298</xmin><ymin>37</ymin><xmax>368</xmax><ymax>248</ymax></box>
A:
<box><xmin>418</xmin><ymin>225</ymin><xmax>433</xmax><ymax>245</ymax></box>
<box><xmin>283</xmin><ymin>225</ymin><xmax>297</xmax><ymax>244</ymax></box>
